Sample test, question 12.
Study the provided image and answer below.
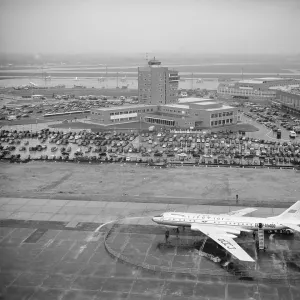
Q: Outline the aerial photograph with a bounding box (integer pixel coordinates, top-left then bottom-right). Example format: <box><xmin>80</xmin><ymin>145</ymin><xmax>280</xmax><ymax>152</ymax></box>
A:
<box><xmin>0</xmin><ymin>0</ymin><xmax>300</xmax><ymax>299</ymax></box>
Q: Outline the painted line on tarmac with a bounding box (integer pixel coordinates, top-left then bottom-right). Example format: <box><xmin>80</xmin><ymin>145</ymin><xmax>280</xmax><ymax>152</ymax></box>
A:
<box><xmin>85</xmin><ymin>215</ymin><xmax>151</xmax><ymax>243</ymax></box>
<box><xmin>94</xmin><ymin>219</ymin><xmax>116</xmax><ymax>233</ymax></box>
<box><xmin>90</xmin><ymin>215</ymin><xmax>148</xmax><ymax>237</ymax></box>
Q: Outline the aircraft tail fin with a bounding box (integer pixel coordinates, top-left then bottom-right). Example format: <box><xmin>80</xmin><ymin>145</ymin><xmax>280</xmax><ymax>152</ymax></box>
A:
<box><xmin>273</xmin><ymin>201</ymin><xmax>300</xmax><ymax>221</ymax></box>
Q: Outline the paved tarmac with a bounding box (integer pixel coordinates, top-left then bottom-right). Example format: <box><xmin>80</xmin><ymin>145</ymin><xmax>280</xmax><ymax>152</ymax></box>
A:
<box><xmin>1</xmin><ymin>197</ymin><xmax>300</xmax><ymax>300</ymax></box>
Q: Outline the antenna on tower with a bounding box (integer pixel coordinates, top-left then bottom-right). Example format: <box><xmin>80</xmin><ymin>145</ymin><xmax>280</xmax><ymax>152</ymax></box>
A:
<box><xmin>145</xmin><ymin>53</ymin><xmax>148</xmax><ymax>65</ymax></box>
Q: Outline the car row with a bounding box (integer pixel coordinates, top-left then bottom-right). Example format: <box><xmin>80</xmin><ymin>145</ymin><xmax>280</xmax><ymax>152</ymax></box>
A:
<box><xmin>1</xmin><ymin>129</ymin><xmax>300</xmax><ymax>167</ymax></box>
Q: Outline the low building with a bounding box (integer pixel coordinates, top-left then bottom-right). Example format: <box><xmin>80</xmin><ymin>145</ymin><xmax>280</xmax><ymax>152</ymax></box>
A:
<box><xmin>90</xmin><ymin>104</ymin><xmax>157</xmax><ymax>125</ymax></box>
<box><xmin>276</xmin><ymin>88</ymin><xmax>300</xmax><ymax>115</ymax></box>
<box><xmin>142</xmin><ymin>102</ymin><xmax>237</xmax><ymax>129</ymax></box>
<box><xmin>217</xmin><ymin>77</ymin><xmax>296</xmax><ymax>100</ymax></box>
<box><xmin>90</xmin><ymin>100</ymin><xmax>238</xmax><ymax>129</ymax></box>
<box><xmin>217</xmin><ymin>85</ymin><xmax>277</xmax><ymax>100</ymax></box>
<box><xmin>235</xmin><ymin>77</ymin><xmax>296</xmax><ymax>90</ymax></box>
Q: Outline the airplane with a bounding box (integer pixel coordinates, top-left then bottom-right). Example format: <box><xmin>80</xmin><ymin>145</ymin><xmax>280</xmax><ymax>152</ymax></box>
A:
<box><xmin>152</xmin><ymin>201</ymin><xmax>300</xmax><ymax>262</ymax></box>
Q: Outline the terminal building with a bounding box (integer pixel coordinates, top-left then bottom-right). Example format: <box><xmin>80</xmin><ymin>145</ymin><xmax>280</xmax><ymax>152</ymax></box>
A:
<box><xmin>275</xmin><ymin>88</ymin><xmax>300</xmax><ymax>115</ymax></box>
<box><xmin>90</xmin><ymin>98</ymin><xmax>237</xmax><ymax>129</ymax></box>
<box><xmin>90</xmin><ymin>58</ymin><xmax>238</xmax><ymax>129</ymax></box>
<box><xmin>234</xmin><ymin>77</ymin><xmax>296</xmax><ymax>90</ymax></box>
<box><xmin>217</xmin><ymin>85</ymin><xmax>277</xmax><ymax>100</ymax></box>
<box><xmin>217</xmin><ymin>77</ymin><xmax>296</xmax><ymax>100</ymax></box>
<box><xmin>142</xmin><ymin>100</ymin><xmax>237</xmax><ymax>129</ymax></box>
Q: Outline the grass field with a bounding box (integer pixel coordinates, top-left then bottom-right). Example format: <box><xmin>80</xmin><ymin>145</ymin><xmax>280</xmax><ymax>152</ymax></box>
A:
<box><xmin>1</xmin><ymin>161</ymin><xmax>299</xmax><ymax>206</ymax></box>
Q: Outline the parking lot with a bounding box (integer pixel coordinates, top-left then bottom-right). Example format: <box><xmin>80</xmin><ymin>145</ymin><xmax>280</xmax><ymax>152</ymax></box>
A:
<box><xmin>1</xmin><ymin>128</ymin><xmax>300</xmax><ymax>169</ymax></box>
<box><xmin>242</xmin><ymin>102</ymin><xmax>300</xmax><ymax>141</ymax></box>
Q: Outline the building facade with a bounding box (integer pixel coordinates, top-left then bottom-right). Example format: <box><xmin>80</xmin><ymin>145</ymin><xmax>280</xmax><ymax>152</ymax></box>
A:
<box><xmin>217</xmin><ymin>77</ymin><xmax>297</xmax><ymax>100</ymax></box>
<box><xmin>276</xmin><ymin>90</ymin><xmax>300</xmax><ymax>115</ymax></box>
<box><xmin>138</xmin><ymin>58</ymin><xmax>179</xmax><ymax>105</ymax></box>
<box><xmin>90</xmin><ymin>59</ymin><xmax>238</xmax><ymax>129</ymax></box>
<box><xmin>142</xmin><ymin>102</ymin><xmax>237</xmax><ymax>129</ymax></box>
<box><xmin>217</xmin><ymin>85</ymin><xmax>277</xmax><ymax>100</ymax></box>
<box><xmin>90</xmin><ymin>104</ymin><xmax>157</xmax><ymax>125</ymax></box>
<box><xmin>234</xmin><ymin>77</ymin><xmax>296</xmax><ymax>90</ymax></box>
<box><xmin>90</xmin><ymin>100</ymin><xmax>238</xmax><ymax>129</ymax></box>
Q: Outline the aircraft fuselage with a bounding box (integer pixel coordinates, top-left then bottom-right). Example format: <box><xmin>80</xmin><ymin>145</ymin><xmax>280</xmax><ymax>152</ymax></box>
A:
<box><xmin>152</xmin><ymin>213</ymin><xmax>288</xmax><ymax>231</ymax></box>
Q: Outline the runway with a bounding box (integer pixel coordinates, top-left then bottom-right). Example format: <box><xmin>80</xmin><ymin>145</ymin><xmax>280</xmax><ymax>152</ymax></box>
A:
<box><xmin>1</xmin><ymin>197</ymin><xmax>300</xmax><ymax>300</ymax></box>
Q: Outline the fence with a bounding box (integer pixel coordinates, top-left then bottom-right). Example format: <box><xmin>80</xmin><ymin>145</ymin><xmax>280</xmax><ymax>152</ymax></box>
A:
<box><xmin>1</xmin><ymin>156</ymin><xmax>299</xmax><ymax>171</ymax></box>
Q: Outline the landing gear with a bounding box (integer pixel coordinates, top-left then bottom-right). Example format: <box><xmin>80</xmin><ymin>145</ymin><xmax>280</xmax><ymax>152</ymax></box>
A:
<box><xmin>173</xmin><ymin>226</ymin><xmax>185</xmax><ymax>232</ymax></box>
<box><xmin>267</xmin><ymin>229</ymin><xmax>293</xmax><ymax>235</ymax></box>
<box><xmin>165</xmin><ymin>230</ymin><xmax>170</xmax><ymax>243</ymax></box>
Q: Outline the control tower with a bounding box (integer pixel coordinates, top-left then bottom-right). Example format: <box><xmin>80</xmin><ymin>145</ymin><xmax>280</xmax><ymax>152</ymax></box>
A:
<box><xmin>138</xmin><ymin>58</ymin><xmax>179</xmax><ymax>105</ymax></box>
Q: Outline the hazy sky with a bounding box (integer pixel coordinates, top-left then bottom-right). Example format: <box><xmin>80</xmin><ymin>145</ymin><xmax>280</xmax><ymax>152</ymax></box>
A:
<box><xmin>0</xmin><ymin>0</ymin><xmax>299</xmax><ymax>55</ymax></box>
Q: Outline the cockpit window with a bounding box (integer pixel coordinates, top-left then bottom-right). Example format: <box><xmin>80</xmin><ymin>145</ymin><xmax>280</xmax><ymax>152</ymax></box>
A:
<box><xmin>154</xmin><ymin>214</ymin><xmax>163</xmax><ymax>217</ymax></box>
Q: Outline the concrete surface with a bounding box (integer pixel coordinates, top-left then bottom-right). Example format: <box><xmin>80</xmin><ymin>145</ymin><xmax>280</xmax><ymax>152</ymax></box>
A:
<box><xmin>1</xmin><ymin>159</ymin><xmax>300</xmax><ymax>299</ymax></box>
<box><xmin>1</xmin><ymin>197</ymin><xmax>300</xmax><ymax>300</ymax></box>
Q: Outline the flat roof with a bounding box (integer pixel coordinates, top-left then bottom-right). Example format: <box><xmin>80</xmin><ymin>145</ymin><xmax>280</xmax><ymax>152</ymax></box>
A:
<box><xmin>178</xmin><ymin>97</ymin><xmax>212</xmax><ymax>103</ymax></box>
<box><xmin>239</xmin><ymin>87</ymin><xmax>254</xmax><ymax>90</ymax></box>
<box><xmin>138</xmin><ymin>67</ymin><xmax>151</xmax><ymax>72</ymax></box>
<box><xmin>206</xmin><ymin>105</ymin><xmax>235</xmax><ymax>111</ymax></box>
<box><xmin>277</xmin><ymin>88</ymin><xmax>300</xmax><ymax>96</ymax></box>
<box><xmin>164</xmin><ymin>104</ymin><xmax>189</xmax><ymax>109</ymax></box>
<box><xmin>238</xmin><ymin>80</ymin><xmax>264</xmax><ymax>84</ymax></box>
<box><xmin>192</xmin><ymin>101</ymin><xmax>216</xmax><ymax>106</ymax></box>
<box><xmin>269</xmin><ymin>84</ymin><xmax>300</xmax><ymax>91</ymax></box>
<box><xmin>93</xmin><ymin>104</ymin><xmax>155</xmax><ymax>111</ymax></box>
<box><xmin>238</xmin><ymin>78</ymin><xmax>293</xmax><ymax>84</ymax></box>
<box><xmin>256</xmin><ymin>77</ymin><xmax>292</xmax><ymax>81</ymax></box>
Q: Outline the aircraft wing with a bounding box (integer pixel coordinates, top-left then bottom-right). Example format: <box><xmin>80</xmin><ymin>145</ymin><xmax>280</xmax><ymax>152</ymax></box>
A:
<box><xmin>220</xmin><ymin>207</ymin><xmax>257</xmax><ymax>217</ymax></box>
<box><xmin>191</xmin><ymin>223</ymin><xmax>255</xmax><ymax>262</ymax></box>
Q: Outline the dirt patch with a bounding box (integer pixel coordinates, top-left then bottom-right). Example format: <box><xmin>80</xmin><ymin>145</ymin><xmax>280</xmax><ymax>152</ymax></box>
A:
<box><xmin>36</xmin><ymin>172</ymin><xmax>73</xmax><ymax>192</ymax></box>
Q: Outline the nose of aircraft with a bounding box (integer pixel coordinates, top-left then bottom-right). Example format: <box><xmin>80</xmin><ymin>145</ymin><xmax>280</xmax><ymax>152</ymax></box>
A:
<box><xmin>152</xmin><ymin>215</ymin><xmax>163</xmax><ymax>223</ymax></box>
<box><xmin>152</xmin><ymin>216</ymin><xmax>160</xmax><ymax>223</ymax></box>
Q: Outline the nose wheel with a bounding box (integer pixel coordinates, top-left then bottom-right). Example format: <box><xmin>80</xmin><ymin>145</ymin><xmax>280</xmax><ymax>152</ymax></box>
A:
<box><xmin>172</xmin><ymin>226</ymin><xmax>185</xmax><ymax>232</ymax></box>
